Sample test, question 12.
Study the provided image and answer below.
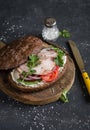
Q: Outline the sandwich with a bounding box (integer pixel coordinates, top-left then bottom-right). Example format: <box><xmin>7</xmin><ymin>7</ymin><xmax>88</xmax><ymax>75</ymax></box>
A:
<box><xmin>0</xmin><ymin>36</ymin><xmax>67</xmax><ymax>94</ymax></box>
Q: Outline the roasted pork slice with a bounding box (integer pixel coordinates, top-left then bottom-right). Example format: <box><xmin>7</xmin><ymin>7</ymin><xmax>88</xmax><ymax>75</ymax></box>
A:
<box><xmin>38</xmin><ymin>48</ymin><xmax>57</xmax><ymax>59</ymax></box>
<box><xmin>33</xmin><ymin>58</ymin><xmax>55</xmax><ymax>75</ymax></box>
<box><xmin>15</xmin><ymin>57</ymin><xmax>56</xmax><ymax>75</ymax></box>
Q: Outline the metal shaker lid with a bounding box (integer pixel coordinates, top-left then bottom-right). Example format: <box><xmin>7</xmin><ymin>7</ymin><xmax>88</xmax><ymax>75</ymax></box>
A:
<box><xmin>44</xmin><ymin>18</ymin><xmax>56</xmax><ymax>27</ymax></box>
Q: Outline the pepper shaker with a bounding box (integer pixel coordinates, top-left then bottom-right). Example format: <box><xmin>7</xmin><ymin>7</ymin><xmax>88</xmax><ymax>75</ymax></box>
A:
<box><xmin>42</xmin><ymin>17</ymin><xmax>59</xmax><ymax>41</ymax></box>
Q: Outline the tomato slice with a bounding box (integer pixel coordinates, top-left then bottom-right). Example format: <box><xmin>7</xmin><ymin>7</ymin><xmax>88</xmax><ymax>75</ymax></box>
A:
<box><xmin>41</xmin><ymin>66</ymin><xmax>59</xmax><ymax>82</ymax></box>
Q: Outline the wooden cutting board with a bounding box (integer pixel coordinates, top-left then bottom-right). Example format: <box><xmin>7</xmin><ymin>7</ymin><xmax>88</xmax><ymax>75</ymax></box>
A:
<box><xmin>0</xmin><ymin>41</ymin><xmax>75</xmax><ymax>105</ymax></box>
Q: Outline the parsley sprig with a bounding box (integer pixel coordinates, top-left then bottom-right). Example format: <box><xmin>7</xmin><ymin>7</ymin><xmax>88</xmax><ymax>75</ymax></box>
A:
<box><xmin>21</xmin><ymin>54</ymin><xmax>40</xmax><ymax>77</ymax></box>
<box><xmin>51</xmin><ymin>46</ymin><xmax>65</xmax><ymax>67</ymax></box>
<box><xmin>60</xmin><ymin>89</ymin><xmax>69</xmax><ymax>103</ymax></box>
<box><xmin>17</xmin><ymin>54</ymin><xmax>40</xmax><ymax>83</ymax></box>
<box><xmin>27</xmin><ymin>54</ymin><xmax>40</xmax><ymax>67</ymax></box>
<box><xmin>59</xmin><ymin>29</ymin><xmax>71</xmax><ymax>38</ymax></box>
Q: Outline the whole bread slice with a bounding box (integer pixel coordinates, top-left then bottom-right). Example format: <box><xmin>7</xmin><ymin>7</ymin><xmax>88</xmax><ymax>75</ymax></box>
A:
<box><xmin>0</xmin><ymin>36</ymin><xmax>44</xmax><ymax>70</ymax></box>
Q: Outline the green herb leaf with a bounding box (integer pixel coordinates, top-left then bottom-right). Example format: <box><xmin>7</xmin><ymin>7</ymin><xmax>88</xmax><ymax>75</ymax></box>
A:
<box><xmin>21</xmin><ymin>71</ymin><xmax>30</xmax><ymax>82</ymax></box>
<box><xmin>22</xmin><ymin>71</ymin><xmax>28</xmax><ymax>77</ymax></box>
<box><xmin>29</xmin><ymin>54</ymin><xmax>39</xmax><ymax>63</ymax></box>
<box><xmin>29</xmin><ymin>69</ymin><xmax>36</xmax><ymax>75</ymax></box>
<box><xmin>59</xmin><ymin>29</ymin><xmax>71</xmax><ymax>38</ymax></box>
<box><xmin>60</xmin><ymin>89</ymin><xmax>69</xmax><ymax>103</ymax></box>
<box><xmin>19</xmin><ymin>54</ymin><xmax>40</xmax><ymax>82</ymax></box>
<box><xmin>52</xmin><ymin>47</ymin><xmax>65</xmax><ymax>67</ymax></box>
<box><xmin>27</xmin><ymin>54</ymin><xmax>40</xmax><ymax>75</ymax></box>
<box><xmin>17</xmin><ymin>79</ymin><xmax>41</xmax><ymax>85</ymax></box>
<box><xmin>28</xmin><ymin>54</ymin><xmax>40</xmax><ymax>68</ymax></box>
<box><xmin>54</xmin><ymin>55</ymin><xmax>64</xmax><ymax>66</ymax></box>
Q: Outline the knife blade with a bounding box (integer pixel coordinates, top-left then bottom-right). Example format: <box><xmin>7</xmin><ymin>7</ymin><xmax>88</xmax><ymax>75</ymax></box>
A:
<box><xmin>68</xmin><ymin>40</ymin><xmax>90</xmax><ymax>94</ymax></box>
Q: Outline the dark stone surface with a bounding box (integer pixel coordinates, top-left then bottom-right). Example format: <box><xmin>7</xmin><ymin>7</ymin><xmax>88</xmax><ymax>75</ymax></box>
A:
<box><xmin>0</xmin><ymin>0</ymin><xmax>90</xmax><ymax>130</ymax></box>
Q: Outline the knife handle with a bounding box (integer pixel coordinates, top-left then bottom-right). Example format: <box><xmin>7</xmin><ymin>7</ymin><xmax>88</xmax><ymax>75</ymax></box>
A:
<box><xmin>82</xmin><ymin>72</ymin><xmax>90</xmax><ymax>95</ymax></box>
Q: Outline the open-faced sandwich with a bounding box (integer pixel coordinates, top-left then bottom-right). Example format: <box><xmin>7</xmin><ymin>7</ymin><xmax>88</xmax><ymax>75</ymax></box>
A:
<box><xmin>0</xmin><ymin>36</ymin><xmax>67</xmax><ymax>92</ymax></box>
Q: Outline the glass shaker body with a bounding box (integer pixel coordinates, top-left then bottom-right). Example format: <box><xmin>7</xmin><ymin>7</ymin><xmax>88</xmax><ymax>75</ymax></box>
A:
<box><xmin>42</xmin><ymin>18</ymin><xmax>59</xmax><ymax>41</ymax></box>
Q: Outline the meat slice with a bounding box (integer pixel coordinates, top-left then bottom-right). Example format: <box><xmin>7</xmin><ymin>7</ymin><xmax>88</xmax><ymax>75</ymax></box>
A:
<box><xmin>34</xmin><ymin>58</ymin><xmax>55</xmax><ymax>75</ymax></box>
<box><xmin>38</xmin><ymin>48</ymin><xmax>57</xmax><ymax>59</ymax></box>
<box><xmin>17</xmin><ymin>63</ymin><xmax>28</xmax><ymax>73</ymax></box>
<box><xmin>16</xmin><ymin>58</ymin><xmax>55</xmax><ymax>76</ymax></box>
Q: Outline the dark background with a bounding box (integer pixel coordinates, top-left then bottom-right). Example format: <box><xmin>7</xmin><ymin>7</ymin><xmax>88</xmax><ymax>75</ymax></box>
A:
<box><xmin>0</xmin><ymin>0</ymin><xmax>90</xmax><ymax>130</ymax></box>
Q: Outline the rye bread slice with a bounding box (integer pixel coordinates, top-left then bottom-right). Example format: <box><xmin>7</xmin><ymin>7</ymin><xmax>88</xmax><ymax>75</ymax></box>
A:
<box><xmin>0</xmin><ymin>36</ymin><xmax>44</xmax><ymax>70</ymax></box>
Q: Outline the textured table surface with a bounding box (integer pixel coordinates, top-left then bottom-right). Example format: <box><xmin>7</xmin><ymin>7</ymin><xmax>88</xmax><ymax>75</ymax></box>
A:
<box><xmin>0</xmin><ymin>0</ymin><xmax>90</xmax><ymax>130</ymax></box>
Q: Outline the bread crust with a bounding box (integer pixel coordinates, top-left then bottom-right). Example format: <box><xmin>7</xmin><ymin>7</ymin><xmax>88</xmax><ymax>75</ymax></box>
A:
<box><xmin>0</xmin><ymin>36</ymin><xmax>44</xmax><ymax>70</ymax></box>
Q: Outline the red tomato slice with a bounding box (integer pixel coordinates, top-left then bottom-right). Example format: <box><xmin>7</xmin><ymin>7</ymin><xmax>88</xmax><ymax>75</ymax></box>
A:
<box><xmin>41</xmin><ymin>66</ymin><xmax>59</xmax><ymax>82</ymax></box>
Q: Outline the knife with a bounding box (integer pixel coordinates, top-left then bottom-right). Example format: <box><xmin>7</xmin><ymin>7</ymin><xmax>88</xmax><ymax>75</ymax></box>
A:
<box><xmin>68</xmin><ymin>40</ymin><xmax>90</xmax><ymax>94</ymax></box>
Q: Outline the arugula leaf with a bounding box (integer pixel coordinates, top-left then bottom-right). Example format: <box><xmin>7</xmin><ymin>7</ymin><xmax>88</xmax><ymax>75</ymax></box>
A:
<box><xmin>60</xmin><ymin>89</ymin><xmax>69</xmax><ymax>103</ymax></box>
<box><xmin>17</xmin><ymin>79</ymin><xmax>41</xmax><ymax>85</ymax></box>
<box><xmin>59</xmin><ymin>29</ymin><xmax>71</xmax><ymax>38</ymax></box>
